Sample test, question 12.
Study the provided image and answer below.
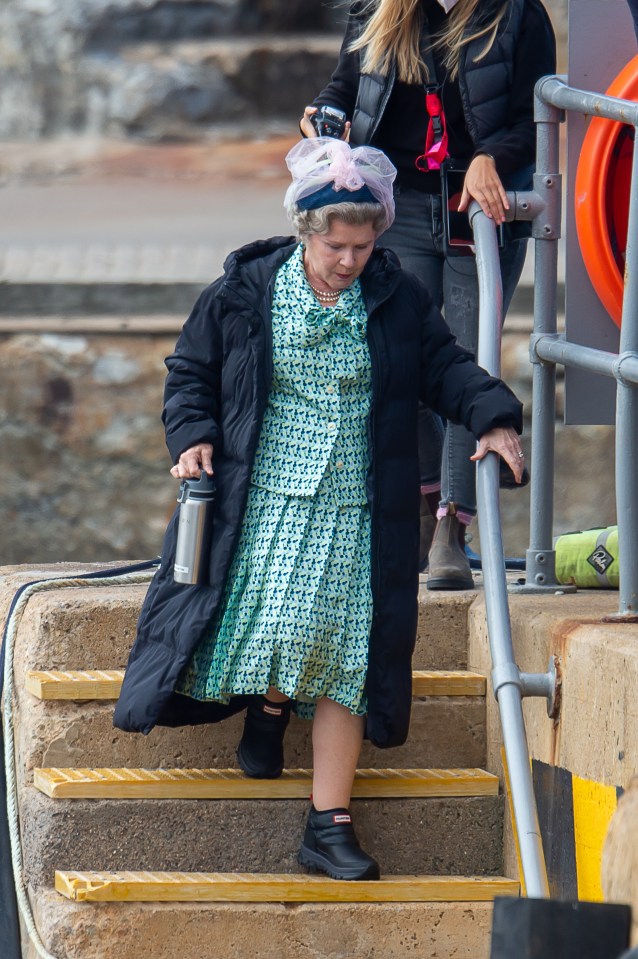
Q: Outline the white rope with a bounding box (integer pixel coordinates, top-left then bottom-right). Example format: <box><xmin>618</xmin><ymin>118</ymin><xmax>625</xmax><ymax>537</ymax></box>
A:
<box><xmin>2</xmin><ymin>570</ymin><xmax>155</xmax><ymax>959</ymax></box>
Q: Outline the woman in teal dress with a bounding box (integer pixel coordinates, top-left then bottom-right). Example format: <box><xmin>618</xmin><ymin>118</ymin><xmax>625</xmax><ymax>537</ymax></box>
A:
<box><xmin>119</xmin><ymin>137</ymin><xmax>525</xmax><ymax>882</ymax></box>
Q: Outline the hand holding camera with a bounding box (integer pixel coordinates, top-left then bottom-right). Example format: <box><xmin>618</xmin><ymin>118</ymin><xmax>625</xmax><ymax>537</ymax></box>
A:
<box><xmin>300</xmin><ymin>105</ymin><xmax>349</xmax><ymax>141</ymax></box>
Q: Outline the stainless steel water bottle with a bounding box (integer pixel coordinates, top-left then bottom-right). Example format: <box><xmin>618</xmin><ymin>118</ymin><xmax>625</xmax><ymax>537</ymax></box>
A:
<box><xmin>173</xmin><ymin>471</ymin><xmax>216</xmax><ymax>585</ymax></box>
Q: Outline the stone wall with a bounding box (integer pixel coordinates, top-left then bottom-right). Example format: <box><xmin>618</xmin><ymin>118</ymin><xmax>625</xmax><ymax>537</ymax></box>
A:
<box><xmin>0</xmin><ymin>325</ymin><xmax>615</xmax><ymax>565</ymax></box>
<box><xmin>0</xmin><ymin>0</ymin><xmax>567</xmax><ymax>141</ymax></box>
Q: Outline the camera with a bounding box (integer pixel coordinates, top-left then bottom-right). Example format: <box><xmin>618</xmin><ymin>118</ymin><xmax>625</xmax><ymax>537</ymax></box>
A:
<box><xmin>312</xmin><ymin>105</ymin><xmax>347</xmax><ymax>139</ymax></box>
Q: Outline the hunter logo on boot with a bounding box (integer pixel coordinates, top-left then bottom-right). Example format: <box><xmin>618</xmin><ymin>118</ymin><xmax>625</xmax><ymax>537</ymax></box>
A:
<box><xmin>263</xmin><ymin>703</ymin><xmax>284</xmax><ymax>716</ymax></box>
<box><xmin>333</xmin><ymin>814</ymin><xmax>352</xmax><ymax>824</ymax></box>
<box><xmin>587</xmin><ymin>545</ymin><xmax>615</xmax><ymax>575</ymax></box>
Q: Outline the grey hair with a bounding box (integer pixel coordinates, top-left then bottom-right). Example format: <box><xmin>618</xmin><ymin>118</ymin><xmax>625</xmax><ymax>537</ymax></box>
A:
<box><xmin>289</xmin><ymin>202</ymin><xmax>388</xmax><ymax>240</ymax></box>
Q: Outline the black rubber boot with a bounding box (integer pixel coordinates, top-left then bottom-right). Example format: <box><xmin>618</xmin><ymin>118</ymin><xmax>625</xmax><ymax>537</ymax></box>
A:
<box><xmin>426</xmin><ymin>504</ymin><xmax>474</xmax><ymax>591</ymax></box>
<box><xmin>236</xmin><ymin>695</ymin><xmax>291</xmax><ymax>779</ymax></box>
<box><xmin>298</xmin><ymin>806</ymin><xmax>380</xmax><ymax>881</ymax></box>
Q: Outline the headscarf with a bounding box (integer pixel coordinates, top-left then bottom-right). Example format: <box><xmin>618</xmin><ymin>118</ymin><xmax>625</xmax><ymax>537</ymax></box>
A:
<box><xmin>284</xmin><ymin>137</ymin><xmax>397</xmax><ymax>230</ymax></box>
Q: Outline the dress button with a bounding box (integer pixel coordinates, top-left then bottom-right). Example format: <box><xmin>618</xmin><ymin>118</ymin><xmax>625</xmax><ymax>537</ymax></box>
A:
<box><xmin>335</xmin><ymin>460</ymin><xmax>344</xmax><ymax>470</ymax></box>
<box><xmin>327</xmin><ymin>385</ymin><xmax>335</xmax><ymax>394</ymax></box>
<box><xmin>327</xmin><ymin>422</ymin><xmax>336</xmax><ymax>432</ymax></box>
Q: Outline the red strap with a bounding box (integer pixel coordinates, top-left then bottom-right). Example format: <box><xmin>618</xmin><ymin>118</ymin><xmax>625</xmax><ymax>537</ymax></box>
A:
<box><xmin>415</xmin><ymin>91</ymin><xmax>449</xmax><ymax>172</ymax></box>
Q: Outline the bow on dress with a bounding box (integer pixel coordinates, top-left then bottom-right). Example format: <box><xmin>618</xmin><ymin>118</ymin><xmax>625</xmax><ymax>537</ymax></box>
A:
<box><xmin>301</xmin><ymin>305</ymin><xmax>367</xmax><ymax>347</ymax></box>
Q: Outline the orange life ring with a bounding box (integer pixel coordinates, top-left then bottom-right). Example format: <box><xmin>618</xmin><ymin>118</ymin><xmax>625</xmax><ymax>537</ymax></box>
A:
<box><xmin>574</xmin><ymin>54</ymin><xmax>638</xmax><ymax>328</ymax></box>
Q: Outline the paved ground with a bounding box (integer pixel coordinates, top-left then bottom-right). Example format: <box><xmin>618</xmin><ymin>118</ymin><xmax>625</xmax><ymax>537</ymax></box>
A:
<box><xmin>0</xmin><ymin>135</ymin><xmax>564</xmax><ymax>287</ymax></box>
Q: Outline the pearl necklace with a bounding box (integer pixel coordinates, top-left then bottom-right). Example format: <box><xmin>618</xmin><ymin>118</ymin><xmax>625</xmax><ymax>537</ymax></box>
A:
<box><xmin>308</xmin><ymin>282</ymin><xmax>342</xmax><ymax>303</ymax></box>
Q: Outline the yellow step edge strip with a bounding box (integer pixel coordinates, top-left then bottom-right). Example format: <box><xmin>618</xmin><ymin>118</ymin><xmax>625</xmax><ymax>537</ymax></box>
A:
<box><xmin>34</xmin><ymin>766</ymin><xmax>499</xmax><ymax>800</ymax></box>
<box><xmin>411</xmin><ymin>670</ymin><xmax>486</xmax><ymax>697</ymax></box>
<box><xmin>26</xmin><ymin>669</ymin><xmax>486</xmax><ymax>701</ymax></box>
<box><xmin>55</xmin><ymin>870</ymin><xmax>519</xmax><ymax>903</ymax></box>
<box><xmin>26</xmin><ymin>670</ymin><xmax>125</xmax><ymax>700</ymax></box>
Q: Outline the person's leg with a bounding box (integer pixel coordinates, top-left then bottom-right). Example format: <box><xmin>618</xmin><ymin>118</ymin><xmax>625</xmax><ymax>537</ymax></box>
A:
<box><xmin>311</xmin><ymin>697</ymin><xmax>364</xmax><ymax>810</ymax></box>
<box><xmin>380</xmin><ymin>189</ymin><xmax>446</xmax><ymax>567</ymax></box>
<box><xmin>428</xmin><ymin>237</ymin><xmax>527</xmax><ymax>590</ymax></box>
<box><xmin>298</xmin><ymin>697</ymin><xmax>379</xmax><ymax>880</ymax></box>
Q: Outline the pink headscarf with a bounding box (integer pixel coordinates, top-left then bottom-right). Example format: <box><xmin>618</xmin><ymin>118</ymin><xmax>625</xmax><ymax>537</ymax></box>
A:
<box><xmin>284</xmin><ymin>137</ymin><xmax>397</xmax><ymax>230</ymax></box>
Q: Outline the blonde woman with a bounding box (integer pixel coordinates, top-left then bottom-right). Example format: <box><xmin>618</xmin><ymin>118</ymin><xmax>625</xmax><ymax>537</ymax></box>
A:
<box><xmin>301</xmin><ymin>0</ymin><xmax>555</xmax><ymax>589</ymax></box>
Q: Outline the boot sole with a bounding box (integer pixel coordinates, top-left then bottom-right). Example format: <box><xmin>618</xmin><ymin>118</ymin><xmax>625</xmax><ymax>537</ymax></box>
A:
<box><xmin>236</xmin><ymin>743</ymin><xmax>283</xmax><ymax>780</ymax></box>
<box><xmin>427</xmin><ymin>574</ymin><xmax>474</xmax><ymax>591</ymax></box>
<box><xmin>298</xmin><ymin>845</ymin><xmax>380</xmax><ymax>881</ymax></box>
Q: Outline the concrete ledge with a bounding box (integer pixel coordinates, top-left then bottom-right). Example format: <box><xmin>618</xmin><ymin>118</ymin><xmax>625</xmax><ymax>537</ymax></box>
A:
<box><xmin>467</xmin><ymin>590</ymin><xmax>638</xmax><ymax>897</ymax></box>
<box><xmin>28</xmin><ymin>889</ymin><xmax>496</xmax><ymax>959</ymax></box>
<box><xmin>21</xmin><ymin>789</ymin><xmax>504</xmax><ymax>890</ymax></box>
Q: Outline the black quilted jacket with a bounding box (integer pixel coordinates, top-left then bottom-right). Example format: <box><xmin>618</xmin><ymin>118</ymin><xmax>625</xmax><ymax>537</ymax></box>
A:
<box><xmin>114</xmin><ymin>236</ymin><xmax>522</xmax><ymax>747</ymax></box>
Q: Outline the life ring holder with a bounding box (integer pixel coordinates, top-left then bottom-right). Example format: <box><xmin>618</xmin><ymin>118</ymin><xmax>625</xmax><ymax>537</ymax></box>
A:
<box><xmin>574</xmin><ymin>54</ymin><xmax>638</xmax><ymax>328</ymax></box>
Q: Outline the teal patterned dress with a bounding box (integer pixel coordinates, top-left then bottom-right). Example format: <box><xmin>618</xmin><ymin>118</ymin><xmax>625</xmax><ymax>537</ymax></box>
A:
<box><xmin>176</xmin><ymin>246</ymin><xmax>372</xmax><ymax>719</ymax></box>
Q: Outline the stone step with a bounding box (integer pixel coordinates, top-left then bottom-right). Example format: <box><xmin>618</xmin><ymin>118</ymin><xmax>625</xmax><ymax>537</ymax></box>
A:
<box><xmin>82</xmin><ymin>0</ymin><xmax>342</xmax><ymax>48</ymax></box>
<box><xmin>81</xmin><ymin>35</ymin><xmax>341</xmax><ymax>138</ymax></box>
<box><xmin>25</xmin><ymin>668</ymin><xmax>486</xmax><ymax>700</ymax></box>
<box><xmin>0</xmin><ymin>277</ymin><xmax>541</xmax><ymax>317</ymax></box>
<box><xmin>18</xmin><ymin>696</ymin><xmax>487</xmax><ymax>775</ymax></box>
<box><xmin>55</xmin><ymin>870</ymin><xmax>519</xmax><ymax>903</ymax></box>
<box><xmin>34</xmin><ymin>766</ymin><xmax>499</xmax><ymax>800</ymax></box>
<box><xmin>14</xmin><ymin>583</ymin><xmax>477</xmax><ymax>681</ymax></box>
<box><xmin>29</xmin><ymin>888</ymin><xmax>504</xmax><ymax>959</ymax></box>
<box><xmin>20</xmin><ymin>789</ymin><xmax>505</xmax><ymax>888</ymax></box>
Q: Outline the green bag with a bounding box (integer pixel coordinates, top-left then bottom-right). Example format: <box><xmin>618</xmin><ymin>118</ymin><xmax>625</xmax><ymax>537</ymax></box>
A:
<box><xmin>554</xmin><ymin>526</ymin><xmax>619</xmax><ymax>588</ymax></box>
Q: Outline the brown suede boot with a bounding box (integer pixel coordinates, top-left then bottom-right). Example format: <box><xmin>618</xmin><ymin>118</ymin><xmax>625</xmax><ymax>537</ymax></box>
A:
<box><xmin>426</xmin><ymin>504</ymin><xmax>474</xmax><ymax>591</ymax></box>
<box><xmin>419</xmin><ymin>493</ymin><xmax>437</xmax><ymax>573</ymax></box>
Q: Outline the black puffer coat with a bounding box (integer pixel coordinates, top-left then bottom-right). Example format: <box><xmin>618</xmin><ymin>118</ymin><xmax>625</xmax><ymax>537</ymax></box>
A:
<box><xmin>113</xmin><ymin>237</ymin><xmax>522</xmax><ymax>747</ymax></box>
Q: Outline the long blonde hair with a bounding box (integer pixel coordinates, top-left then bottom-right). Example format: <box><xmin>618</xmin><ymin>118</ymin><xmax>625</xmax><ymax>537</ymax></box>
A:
<box><xmin>349</xmin><ymin>0</ymin><xmax>510</xmax><ymax>84</ymax></box>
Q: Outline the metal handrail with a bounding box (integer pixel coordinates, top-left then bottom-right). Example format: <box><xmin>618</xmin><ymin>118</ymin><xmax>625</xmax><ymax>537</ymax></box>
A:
<box><xmin>468</xmin><ymin>70</ymin><xmax>638</xmax><ymax>894</ymax></box>
<box><xmin>470</xmin><ymin>201</ymin><xmax>550</xmax><ymax>898</ymax></box>
<box><xmin>521</xmin><ymin>75</ymin><xmax>638</xmax><ymax>616</ymax></box>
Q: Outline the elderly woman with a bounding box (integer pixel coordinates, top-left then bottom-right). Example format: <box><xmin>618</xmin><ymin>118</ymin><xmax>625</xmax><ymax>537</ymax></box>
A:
<box><xmin>114</xmin><ymin>137</ymin><xmax>524</xmax><ymax>882</ymax></box>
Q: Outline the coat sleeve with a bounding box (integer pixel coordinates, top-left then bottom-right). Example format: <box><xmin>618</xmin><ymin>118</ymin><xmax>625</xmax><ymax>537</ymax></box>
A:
<box><xmin>162</xmin><ymin>280</ymin><xmax>224</xmax><ymax>464</ymax></box>
<box><xmin>416</xmin><ymin>281</ymin><xmax>523</xmax><ymax>438</ymax></box>
<box><xmin>474</xmin><ymin>0</ymin><xmax>557</xmax><ymax>177</ymax></box>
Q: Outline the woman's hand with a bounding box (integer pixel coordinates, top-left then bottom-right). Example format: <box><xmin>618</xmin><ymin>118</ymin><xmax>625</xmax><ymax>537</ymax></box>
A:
<box><xmin>470</xmin><ymin>427</ymin><xmax>525</xmax><ymax>483</ymax></box>
<box><xmin>458</xmin><ymin>155</ymin><xmax>509</xmax><ymax>225</ymax></box>
<box><xmin>170</xmin><ymin>443</ymin><xmax>214</xmax><ymax>480</ymax></box>
<box><xmin>299</xmin><ymin>105</ymin><xmax>351</xmax><ymax>141</ymax></box>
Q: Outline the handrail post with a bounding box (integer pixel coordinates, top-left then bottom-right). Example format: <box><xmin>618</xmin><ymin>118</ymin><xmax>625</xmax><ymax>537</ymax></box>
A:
<box><xmin>471</xmin><ymin>202</ymin><xmax>550</xmax><ymax>898</ymax></box>
<box><xmin>613</xmin><ymin>129</ymin><xmax>638</xmax><ymax>616</ymax></box>
<box><xmin>524</xmin><ymin>81</ymin><xmax>563</xmax><ymax>590</ymax></box>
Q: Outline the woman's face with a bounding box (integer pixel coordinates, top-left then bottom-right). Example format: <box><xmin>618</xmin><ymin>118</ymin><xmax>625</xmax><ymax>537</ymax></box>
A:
<box><xmin>303</xmin><ymin>218</ymin><xmax>377</xmax><ymax>293</ymax></box>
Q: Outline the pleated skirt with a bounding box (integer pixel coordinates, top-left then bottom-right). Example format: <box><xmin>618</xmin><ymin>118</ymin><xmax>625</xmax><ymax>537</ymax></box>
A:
<box><xmin>175</xmin><ymin>475</ymin><xmax>372</xmax><ymax>718</ymax></box>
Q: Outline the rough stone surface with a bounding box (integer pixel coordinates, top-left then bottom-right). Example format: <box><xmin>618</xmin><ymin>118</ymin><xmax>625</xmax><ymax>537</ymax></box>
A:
<box><xmin>10</xmin><ymin>579</ymin><xmax>475</xmax><ymax>677</ymax></box>
<box><xmin>603</xmin><ymin>778</ymin><xmax>638</xmax><ymax>944</ymax></box>
<box><xmin>15</xmin><ymin>696</ymin><xmax>486</xmax><ymax>776</ymax></box>
<box><xmin>0</xmin><ymin>322</ymin><xmax>617</xmax><ymax>564</ymax></box>
<box><xmin>0</xmin><ymin>0</ymin><xmax>567</xmax><ymax>141</ymax></box>
<box><xmin>28</xmin><ymin>891</ymin><xmax>497</xmax><ymax>959</ymax></box>
<box><xmin>0</xmin><ymin>0</ymin><xmax>343</xmax><ymax>140</ymax></box>
<box><xmin>20</xmin><ymin>787</ymin><xmax>504</xmax><ymax>888</ymax></box>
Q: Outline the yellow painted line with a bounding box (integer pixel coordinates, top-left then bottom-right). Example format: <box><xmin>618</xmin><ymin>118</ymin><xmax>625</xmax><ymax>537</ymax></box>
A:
<box><xmin>411</xmin><ymin>671</ymin><xmax>486</xmax><ymax>697</ymax></box>
<box><xmin>26</xmin><ymin>670</ymin><xmax>125</xmax><ymax>700</ymax></box>
<box><xmin>27</xmin><ymin>669</ymin><xmax>486</xmax><ymax>701</ymax></box>
<box><xmin>55</xmin><ymin>870</ymin><xmax>519</xmax><ymax>903</ymax></box>
<box><xmin>500</xmin><ymin>746</ymin><xmax>526</xmax><ymax>897</ymax></box>
<box><xmin>34</xmin><ymin>767</ymin><xmax>499</xmax><ymax>800</ymax></box>
<box><xmin>572</xmin><ymin>775</ymin><xmax>618</xmax><ymax>902</ymax></box>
